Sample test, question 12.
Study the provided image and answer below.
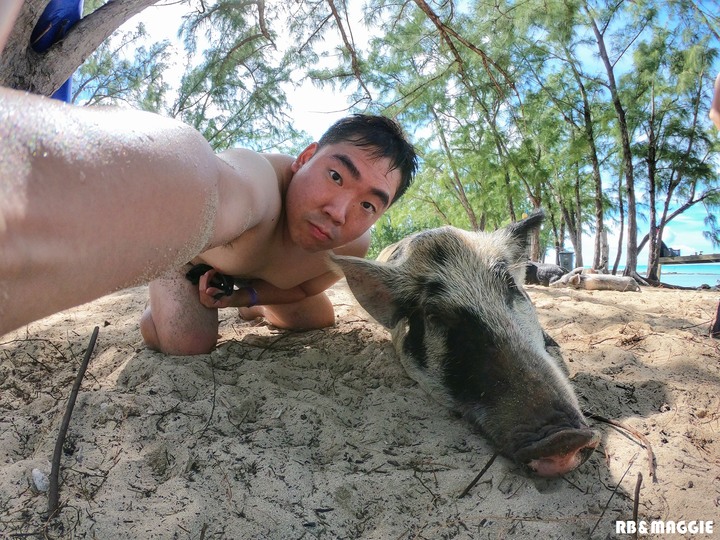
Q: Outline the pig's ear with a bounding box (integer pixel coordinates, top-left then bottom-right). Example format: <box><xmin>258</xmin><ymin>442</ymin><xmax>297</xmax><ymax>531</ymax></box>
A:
<box><xmin>331</xmin><ymin>254</ymin><xmax>402</xmax><ymax>329</ymax></box>
<box><xmin>505</xmin><ymin>209</ymin><xmax>545</xmax><ymax>258</ymax></box>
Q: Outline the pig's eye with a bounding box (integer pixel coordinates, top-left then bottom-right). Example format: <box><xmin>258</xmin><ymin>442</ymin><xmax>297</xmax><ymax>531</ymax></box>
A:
<box><xmin>424</xmin><ymin>305</ymin><xmax>458</xmax><ymax>326</ymax></box>
<box><xmin>493</xmin><ymin>262</ymin><xmax>517</xmax><ymax>291</ymax></box>
<box><xmin>426</xmin><ymin>312</ymin><xmax>442</xmax><ymax>325</ymax></box>
<box><xmin>497</xmin><ymin>265</ymin><xmax>522</xmax><ymax>298</ymax></box>
<box><xmin>504</xmin><ymin>272</ymin><xmax>518</xmax><ymax>290</ymax></box>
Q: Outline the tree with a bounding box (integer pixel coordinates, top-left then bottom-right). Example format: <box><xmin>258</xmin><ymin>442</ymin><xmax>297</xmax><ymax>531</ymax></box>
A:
<box><xmin>313</xmin><ymin>0</ymin><xmax>719</xmax><ymax>270</ymax></box>
<box><xmin>632</xmin><ymin>41</ymin><xmax>720</xmax><ymax>280</ymax></box>
<box><xmin>73</xmin><ymin>22</ymin><xmax>171</xmax><ymax>110</ymax></box>
<box><xmin>584</xmin><ymin>0</ymin><xmax>647</xmax><ymax>280</ymax></box>
<box><xmin>168</xmin><ymin>1</ymin><xmax>298</xmax><ymax>150</ymax></box>
<box><xmin>3</xmin><ymin>0</ymin><xmax>719</xmax><ymax>274</ymax></box>
<box><xmin>0</xmin><ymin>0</ymin><xmax>162</xmax><ymax>96</ymax></box>
<box><xmin>0</xmin><ymin>1</ymin><xmax>329</xmax><ymax>151</ymax></box>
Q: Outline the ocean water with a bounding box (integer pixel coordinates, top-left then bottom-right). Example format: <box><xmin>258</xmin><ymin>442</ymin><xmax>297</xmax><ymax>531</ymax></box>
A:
<box><xmin>640</xmin><ymin>262</ymin><xmax>720</xmax><ymax>288</ymax></box>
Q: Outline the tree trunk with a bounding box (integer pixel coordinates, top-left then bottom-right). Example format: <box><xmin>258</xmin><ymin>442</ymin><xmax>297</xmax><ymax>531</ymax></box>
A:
<box><xmin>582</xmin><ymin>88</ymin><xmax>606</xmax><ymax>272</ymax></box>
<box><xmin>0</xmin><ymin>0</ymin><xmax>160</xmax><ymax>96</ymax></box>
<box><xmin>587</xmin><ymin>7</ymin><xmax>639</xmax><ymax>277</ymax></box>
<box><xmin>572</xmin><ymin>164</ymin><xmax>583</xmax><ymax>268</ymax></box>
<box><xmin>431</xmin><ymin>108</ymin><xmax>480</xmax><ymax>231</ymax></box>
<box><xmin>646</xmin><ymin>84</ymin><xmax>660</xmax><ymax>281</ymax></box>
<box><xmin>599</xmin><ymin>229</ymin><xmax>609</xmax><ymax>273</ymax></box>
<box><xmin>612</xmin><ymin>172</ymin><xmax>625</xmax><ymax>276</ymax></box>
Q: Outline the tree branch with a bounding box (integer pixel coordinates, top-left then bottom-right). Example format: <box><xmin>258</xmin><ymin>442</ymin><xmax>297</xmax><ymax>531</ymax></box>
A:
<box><xmin>1</xmin><ymin>0</ymin><xmax>162</xmax><ymax>94</ymax></box>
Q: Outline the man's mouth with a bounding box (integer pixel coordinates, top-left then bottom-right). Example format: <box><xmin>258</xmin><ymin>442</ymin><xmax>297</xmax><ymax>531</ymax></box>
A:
<box><xmin>309</xmin><ymin>222</ymin><xmax>332</xmax><ymax>242</ymax></box>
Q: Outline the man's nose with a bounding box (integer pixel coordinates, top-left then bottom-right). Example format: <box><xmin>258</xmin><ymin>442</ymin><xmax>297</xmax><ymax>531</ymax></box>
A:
<box><xmin>323</xmin><ymin>196</ymin><xmax>350</xmax><ymax>225</ymax></box>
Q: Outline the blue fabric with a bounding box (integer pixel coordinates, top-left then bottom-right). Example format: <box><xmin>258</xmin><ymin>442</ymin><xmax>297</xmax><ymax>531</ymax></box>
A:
<box><xmin>30</xmin><ymin>0</ymin><xmax>84</xmax><ymax>101</ymax></box>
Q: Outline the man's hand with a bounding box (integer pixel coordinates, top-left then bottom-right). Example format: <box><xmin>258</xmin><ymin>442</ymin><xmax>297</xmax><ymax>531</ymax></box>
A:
<box><xmin>198</xmin><ymin>268</ymin><xmax>236</xmax><ymax>308</ymax></box>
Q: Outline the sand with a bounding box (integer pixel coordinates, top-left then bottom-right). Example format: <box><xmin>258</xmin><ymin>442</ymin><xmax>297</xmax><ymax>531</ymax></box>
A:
<box><xmin>0</xmin><ymin>282</ymin><xmax>718</xmax><ymax>539</ymax></box>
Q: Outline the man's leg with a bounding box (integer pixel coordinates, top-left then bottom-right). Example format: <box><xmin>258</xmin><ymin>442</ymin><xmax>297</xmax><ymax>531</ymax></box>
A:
<box><xmin>239</xmin><ymin>292</ymin><xmax>335</xmax><ymax>330</ymax></box>
<box><xmin>141</xmin><ymin>267</ymin><xmax>220</xmax><ymax>355</ymax></box>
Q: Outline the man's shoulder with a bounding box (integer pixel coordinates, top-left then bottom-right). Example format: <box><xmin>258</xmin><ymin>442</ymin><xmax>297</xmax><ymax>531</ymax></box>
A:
<box><xmin>218</xmin><ymin>148</ymin><xmax>278</xmax><ymax>175</ymax></box>
<box><xmin>218</xmin><ymin>149</ymin><xmax>294</xmax><ymax>194</ymax></box>
<box><xmin>332</xmin><ymin>230</ymin><xmax>371</xmax><ymax>258</ymax></box>
<box><xmin>219</xmin><ymin>148</ymin><xmax>293</xmax><ymax>171</ymax></box>
<box><xmin>212</xmin><ymin>148</ymin><xmax>286</xmax><ymax>235</ymax></box>
<box><xmin>259</xmin><ymin>153</ymin><xmax>296</xmax><ymax>193</ymax></box>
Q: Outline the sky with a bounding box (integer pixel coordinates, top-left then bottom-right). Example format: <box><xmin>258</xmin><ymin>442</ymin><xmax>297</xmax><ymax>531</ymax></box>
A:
<box><xmin>125</xmin><ymin>3</ymin><xmax>718</xmax><ymax>266</ymax></box>
<box><xmin>127</xmin><ymin>2</ymin><xmax>352</xmax><ymax>139</ymax></box>
<box><xmin>545</xmin><ymin>203</ymin><xmax>715</xmax><ymax>268</ymax></box>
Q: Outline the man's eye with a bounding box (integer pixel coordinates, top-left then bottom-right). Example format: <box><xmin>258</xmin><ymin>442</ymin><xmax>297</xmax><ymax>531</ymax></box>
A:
<box><xmin>330</xmin><ymin>170</ymin><xmax>342</xmax><ymax>184</ymax></box>
<box><xmin>361</xmin><ymin>201</ymin><xmax>377</xmax><ymax>213</ymax></box>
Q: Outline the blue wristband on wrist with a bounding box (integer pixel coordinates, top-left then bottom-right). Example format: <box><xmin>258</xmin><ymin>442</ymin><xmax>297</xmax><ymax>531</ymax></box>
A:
<box><xmin>244</xmin><ymin>287</ymin><xmax>259</xmax><ymax>307</ymax></box>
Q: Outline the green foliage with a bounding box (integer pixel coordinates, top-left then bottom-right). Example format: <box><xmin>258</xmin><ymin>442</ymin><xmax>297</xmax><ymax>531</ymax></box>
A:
<box><xmin>75</xmin><ymin>0</ymin><xmax>720</xmax><ymax>265</ymax></box>
<box><xmin>703</xmin><ymin>205</ymin><xmax>720</xmax><ymax>248</ymax></box>
<box><xmin>73</xmin><ymin>23</ymin><xmax>171</xmax><ymax>111</ymax></box>
<box><xmin>171</xmin><ymin>1</ymin><xmax>300</xmax><ymax>151</ymax></box>
<box><xmin>350</xmin><ymin>0</ymin><xmax>719</xmax><ymax>265</ymax></box>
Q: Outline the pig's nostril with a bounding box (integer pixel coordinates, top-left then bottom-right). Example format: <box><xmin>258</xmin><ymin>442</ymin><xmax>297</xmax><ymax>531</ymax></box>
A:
<box><xmin>525</xmin><ymin>442</ymin><xmax>598</xmax><ymax>477</ymax></box>
<box><xmin>517</xmin><ymin>429</ymin><xmax>600</xmax><ymax>477</ymax></box>
<box><xmin>576</xmin><ymin>438</ymin><xmax>599</xmax><ymax>465</ymax></box>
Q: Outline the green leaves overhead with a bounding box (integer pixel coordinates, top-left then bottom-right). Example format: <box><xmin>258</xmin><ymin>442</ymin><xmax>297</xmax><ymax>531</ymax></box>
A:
<box><xmin>71</xmin><ymin>0</ymin><xmax>719</xmax><ymax>270</ymax></box>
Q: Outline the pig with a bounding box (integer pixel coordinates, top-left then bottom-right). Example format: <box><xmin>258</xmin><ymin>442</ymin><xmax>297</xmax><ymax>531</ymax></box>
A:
<box><xmin>332</xmin><ymin>211</ymin><xmax>599</xmax><ymax>477</ymax></box>
<box><xmin>525</xmin><ymin>261</ymin><xmax>566</xmax><ymax>286</ymax></box>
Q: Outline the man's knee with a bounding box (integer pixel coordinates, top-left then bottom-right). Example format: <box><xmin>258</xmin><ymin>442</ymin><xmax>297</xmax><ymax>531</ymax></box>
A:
<box><xmin>140</xmin><ymin>308</ymin><xmax>161</xmax><ymax>351</ymax></box>
<box><xmin>140</xmin><ymin>308</ymin><xmax>217</xmax><ymax>355</ymax></box>
<box><xmin>308</xmin><ymin>299</ymin><xmax>336</xmax><ymax>329</ymax></box>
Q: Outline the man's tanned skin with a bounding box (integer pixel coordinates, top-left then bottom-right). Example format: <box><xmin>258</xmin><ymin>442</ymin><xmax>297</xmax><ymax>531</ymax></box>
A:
<box><xmin>141</xmin><ymin>117</ymin><xmax>417</xmax><ymax>355</ymax></box>
<box><xmin>0</xmin><ymin>4</ymin><xmax>420</xmax><ymax>344</ymax></box>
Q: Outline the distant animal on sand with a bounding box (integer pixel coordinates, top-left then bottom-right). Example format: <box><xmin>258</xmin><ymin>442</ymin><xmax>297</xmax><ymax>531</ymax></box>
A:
<box><xmin>525</xmin><ymin>261</ymin><xmax>566</xmax><ymax>286</ymax></box>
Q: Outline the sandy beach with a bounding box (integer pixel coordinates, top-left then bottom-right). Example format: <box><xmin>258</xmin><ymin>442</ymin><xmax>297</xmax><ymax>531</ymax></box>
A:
<box><xmin>1</xmin><ymin>281</ymin><xmax>718</xmax><ymax>538</ymax></box>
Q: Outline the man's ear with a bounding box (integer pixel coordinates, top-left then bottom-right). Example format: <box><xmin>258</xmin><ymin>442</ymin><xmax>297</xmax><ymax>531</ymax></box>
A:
<box><xmin>291</xmin><ymin>142</ymin><xmax>319</xmax><ymax>172</ymax></box>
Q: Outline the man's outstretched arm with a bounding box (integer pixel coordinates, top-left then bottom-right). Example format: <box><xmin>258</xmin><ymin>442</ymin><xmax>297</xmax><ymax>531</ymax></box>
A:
<box><xmin>0</xmin><ymin>88</ymin><xmax>245</xmax><ymax>336</ymax></box>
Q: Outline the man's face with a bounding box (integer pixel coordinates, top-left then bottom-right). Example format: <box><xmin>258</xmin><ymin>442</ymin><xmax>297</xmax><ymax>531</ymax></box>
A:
<box><xmin>285</xmin><ymin>141</ymin><xmax>401</xmax><ymax>251</ymax></box>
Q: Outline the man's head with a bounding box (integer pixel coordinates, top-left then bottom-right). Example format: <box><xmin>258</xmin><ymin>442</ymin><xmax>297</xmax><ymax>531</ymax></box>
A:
<box><xmin>317</xmin><ymin>114</ymin><xmax>417</xmax><ymax>205</ymax></box>
<box><xmin>285</xmin><ymin>115</ymin><xmax>417</xmax><ymax>253</ymax></box>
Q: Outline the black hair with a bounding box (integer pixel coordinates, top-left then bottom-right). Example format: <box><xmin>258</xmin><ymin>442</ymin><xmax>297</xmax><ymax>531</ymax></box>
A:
<box><xmin>317</xmin><ymin>114</ymin><xmax>418</xmax><ymax>205</ymax></box>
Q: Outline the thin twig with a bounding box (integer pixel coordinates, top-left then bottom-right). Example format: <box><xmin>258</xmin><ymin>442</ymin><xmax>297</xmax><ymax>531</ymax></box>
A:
<box><xmin>589</xmin><ymin>454</ymin><xmax>635</xmax><ymax>537</ymax></box>
<box><xmin>632</xmin><ymin>472</ymin><xmax>643</xmax><ymax>540</ymax></box>
<box><xmin>48</xmin><ymin>326</ymin><xmax>99</xmax><ymax>517</ymax></box>
<box><xmin>195</xmin><ymin>357</ymin><xmax>218</xmax><ymax>442</ymax></box>
<box><xmin>458</xmin><ymin>451</ymin><xmax>498</xmax><ymax>498</ymax></box>
<box><xmin>586</xmin><ymin>412</ymin><xmax>657</xmax><ymax>481</ymax></box>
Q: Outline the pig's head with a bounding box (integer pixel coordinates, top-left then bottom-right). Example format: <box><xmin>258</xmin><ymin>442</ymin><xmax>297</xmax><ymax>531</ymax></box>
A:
<box><xmin>332</xmin><ymin>211</ymin><xmax>598</xmax><ymax>477</ymax></box>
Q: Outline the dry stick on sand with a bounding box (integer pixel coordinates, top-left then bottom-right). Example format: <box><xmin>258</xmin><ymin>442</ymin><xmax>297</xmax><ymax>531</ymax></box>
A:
<box><xmin>586</xmin><ymin>412</ymin><xmax>657</xmax><ymax>481</ymax></box>
<box><xmin>632</xmin><ymin>473</ymin><xmax>643</xmax><ymax>540</ymax></box>
<box><xmin>590</xmin><ymin>455</ymin><xmax>636</xmax><ymax>537</ymax></box>
<box><xmin>458</xmin><ymin>451</ymin><xmax>499</xmax><ymax>498</ymax></box>
<box><xmin>47</xmin><ymin>326</ymin><xmax>99</xmax><ymax>518</ymax></box>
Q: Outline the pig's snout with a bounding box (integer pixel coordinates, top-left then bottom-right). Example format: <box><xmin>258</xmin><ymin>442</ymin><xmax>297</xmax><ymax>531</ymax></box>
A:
<box><xmin>514</xmin><ymin>428</ymin><xmax>599</xmax><ymax>477</ymax></box>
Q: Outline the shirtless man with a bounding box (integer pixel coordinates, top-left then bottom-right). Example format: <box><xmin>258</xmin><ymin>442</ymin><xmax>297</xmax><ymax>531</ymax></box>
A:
<box><xmin>140</xmin><ymin>115</ymin><xmax>417</xmax><ymax>355</ymax></box>
<box><xmin>0</xmin><ymin>3</ymin><xmax>417</xmax><ymax>340</ymax></box>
